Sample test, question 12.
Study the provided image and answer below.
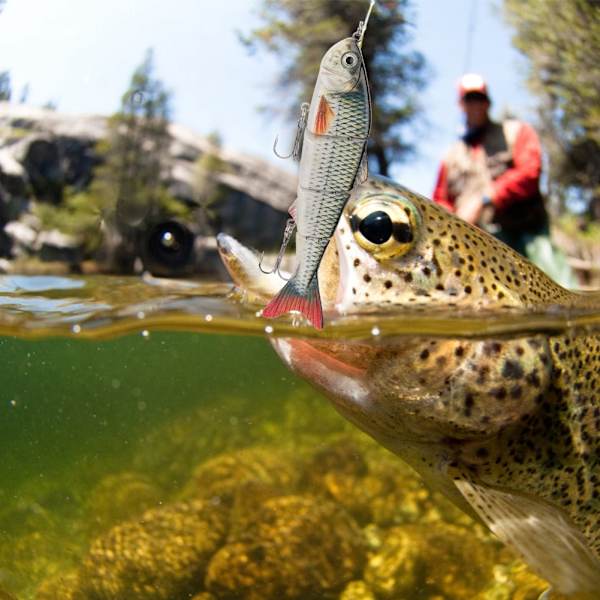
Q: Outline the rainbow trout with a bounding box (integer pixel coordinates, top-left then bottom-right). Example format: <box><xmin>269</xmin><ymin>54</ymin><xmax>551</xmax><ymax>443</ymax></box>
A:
<box><xmin>218</xmin><ymin>178</ymin><xmax>600</xmax><ymax>597</ymax></box>
<box><xmin>262</xmin><ymin>6</ymin><xmax>373</xmax><ymax>330</ymax></box>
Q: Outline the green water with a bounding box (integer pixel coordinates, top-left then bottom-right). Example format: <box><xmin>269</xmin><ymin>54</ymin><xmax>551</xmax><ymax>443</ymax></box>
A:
<box><xmin>0</xmin><ymin>274</ymin><xmax>597</xmax><ymax>599</ymax></box>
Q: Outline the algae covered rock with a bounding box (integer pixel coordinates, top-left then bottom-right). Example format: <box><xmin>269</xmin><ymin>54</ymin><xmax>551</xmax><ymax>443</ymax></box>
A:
<box><xmin>85</xmin><ymin>471</ymin><xmax>164</xmax><ymax>532</ymax></box>
<box><xmin>205</xmin><ymin>495</ymin><xmax>366</xmax><ymax>600</ymax></box>
<box><xmin>183</xmin><ymin>446</ymin><xmax>298</xmax><ymax>505</ymax></box>
<box><xmin>35</xmin><ymin>572</ymin><xmax>83</xmax><ymax>600</ymax></box>
<box><xmin>79</xmin><ymin>499</ymin><xmax>227</xmax><ymax>600</ymax></box>
<box><xmin>339</xmin><ymin>580</ymin><xmax>376</xmax><ymax>600</ymax></box>
<box><xmin>365</xmin><ymin>522</ymin><xmax>497</xmax><ymax>599</ymax></box>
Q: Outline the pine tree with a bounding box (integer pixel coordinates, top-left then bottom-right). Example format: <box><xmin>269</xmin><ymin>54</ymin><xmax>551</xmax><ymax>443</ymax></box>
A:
<box><xmin>241</xmin><ymin>0</ymin><xmax>427</xmax><ymax>176</ymax></box>
<box><xmin>101</xmin><ymin>48</ymin><xmax>173</xmax><ymax>227</ymax></box>
<box><xmin>504</xmin><ymin>0</ymin><xmax>600</xmax><ymax>220</ymax></box>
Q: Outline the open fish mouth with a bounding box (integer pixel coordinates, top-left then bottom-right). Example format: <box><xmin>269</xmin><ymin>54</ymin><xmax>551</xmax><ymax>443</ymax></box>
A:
<box><xmin>216</xmin><ymin>229</ymin><xmax>346</xmax><ymax>314</ymax></box>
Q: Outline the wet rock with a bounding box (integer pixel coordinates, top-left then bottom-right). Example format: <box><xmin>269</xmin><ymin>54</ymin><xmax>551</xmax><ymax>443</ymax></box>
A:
<box><xmin>85</xmin><ymin>471</ymin><xmax>164</xmax><ymax>533</ymax></box>
<box><xmin>79</xmin><ymin>499</ymin><xmax>227</xmax><ymax>600</ymax></box>
<box><xmin>364</xmin><ymin>522</ymin><xmax>497</xmax><ymax>599</ymax></box>
<box><xmin>339</xmin><ymin>580</ymin><xmax>376</xmax><ymax>600</ymax></box>
<box><xmin>35</xmin><ymin>572</ymin><xmax>83</xmax><ymax>600</ymax></box>
<box><xmin>303</xmin><ymin>439</ymin><xmax>443</xmax><ymax>527</ymax></box>
<box><xmin>0</xmin><ymin>587</ymin><xmax>17</xmax><ymax>600</ymax></box>
<box><xmin>480</xmin><ymin>560</ymin><xmax>551</xmax><ymax>599</ymax></box>
<box><xmin>183</xmin><ymin>446</ymin><xmax>298</xmax><ymax>506</ymax></box>
<box><xmin>205</xmin><ymin>495</ymin><xmax>366</xmax><ymax>600</ymax></box>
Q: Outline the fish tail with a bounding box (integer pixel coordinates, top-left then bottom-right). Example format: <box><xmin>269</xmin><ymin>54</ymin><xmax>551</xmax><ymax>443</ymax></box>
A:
<box><xmin>262</xmin><ymin>276</ymin><xmax>323</xmax><ymax>330</ymax></box>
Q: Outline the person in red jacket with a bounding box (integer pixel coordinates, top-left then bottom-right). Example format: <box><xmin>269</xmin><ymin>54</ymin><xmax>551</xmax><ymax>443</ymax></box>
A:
<box><xmin>432</xmin><ymin>73</ymin><xmax>576</xmax><ymax>287</ymax></box>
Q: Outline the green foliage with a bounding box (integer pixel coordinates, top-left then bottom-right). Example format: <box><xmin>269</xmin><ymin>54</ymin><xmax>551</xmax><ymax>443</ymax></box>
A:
<box><xmin>504</xmin><ymin>0</ymin><xmax>600</xmax><ymax>219</ymax></box>
<box><xmin>0</xmin><ymin>71</ymin><xmax>11</xmax><ymax>101</ymax></box>
<box><xmin>94</xmin><ymin>48</ymin><xmax>173</xmax><ymax>228</ymax></box>
<box><xmin>32</xmin><ymin>188</ymin><xmax>104</xmax><ymax>253</ymax></box>
<box><xmin>241</xmin><ymin>0</ymin><xmax>427</xmax><ymax>176</ymax></box>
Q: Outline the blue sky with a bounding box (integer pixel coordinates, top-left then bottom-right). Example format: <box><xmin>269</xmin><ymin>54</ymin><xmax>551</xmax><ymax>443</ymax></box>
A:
<box><xmin>0</xmin><ymin>0</ymin><xmax>533</xmax><ymax>196</ymax></box>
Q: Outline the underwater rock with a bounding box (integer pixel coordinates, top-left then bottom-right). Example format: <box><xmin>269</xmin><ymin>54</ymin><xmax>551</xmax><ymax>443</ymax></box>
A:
<box><xmin>303</xmin><ymin>438</ymin><xmax>452</xmax><ymax>527</ymax></box>
<box><xmin>205</xmin><ymin>495</ymin><xmax>366</xmax><ymax>600</ymax></box>
<box><xmin>479</xmin><ymin>560</ymin><xmax>551</xmax><ymax>599</ymax></box>
<box><xmin>364</xmin><ymin>522</ymin><xmax>497</xmax><ymax>599</ymax></box>
<box><xmin>35</xmin><ymin>572</ymin><xmax>83</xmax><ymax>600</ymax></box>
<box><xmin>183</xmin><ymin>446</ymin><xmax>298</xmax><ymax>506</ymax></box>
<box><xmin>85</xmin><ymin>471</ymin><xmax>164</xmax><ymax>533</ymax></box>
<box><xmin>0</xmin><ymin>587</ymin><xmax>17</xmax><ymax>600</ymax></box>
<box><xmin>339</xmin><ymin>580</ymin><xmax>376</xmax><ymax>600</ymax></box>
<box><xmin>78</xmin><ymin>499</ymin><xmax>227</xmax><ymax>600</ymax></box>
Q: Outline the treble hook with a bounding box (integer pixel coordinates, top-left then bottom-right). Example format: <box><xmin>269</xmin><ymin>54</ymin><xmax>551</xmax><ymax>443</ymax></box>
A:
<box><xmin>273</xmin><ymin>102</ymin><xmax>310</xmax><ymax>162</ymax></box>
<box><xmin>258</xmin><ymin>218</ymin><xmax>296</xmax><ymax>280</ymax></box>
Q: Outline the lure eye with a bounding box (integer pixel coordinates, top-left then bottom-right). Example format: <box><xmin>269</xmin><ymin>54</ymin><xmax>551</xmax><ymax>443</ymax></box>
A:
<box><xmin>341</xmin><ymin>52</ymin><xmax>359</xmax><ymax>69</ymax></box>
<box><xmin>350</xmin><ymin>196</ymin><xmax>419</xmax><ymax>261</ymax></box>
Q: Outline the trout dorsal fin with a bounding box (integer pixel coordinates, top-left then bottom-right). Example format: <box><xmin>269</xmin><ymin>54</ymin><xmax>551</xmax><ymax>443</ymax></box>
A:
<box><xmin>453</xmin><ymin>471</ymin><xmax>600</xmax><ymax>595</ymax></box>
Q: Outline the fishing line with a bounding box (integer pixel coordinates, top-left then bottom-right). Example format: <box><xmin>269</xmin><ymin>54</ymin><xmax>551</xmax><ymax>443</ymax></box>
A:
<box><xmin>463</xmin><ymin>0</ymin><xmax>478</xmax><ymax>73</ymax></box>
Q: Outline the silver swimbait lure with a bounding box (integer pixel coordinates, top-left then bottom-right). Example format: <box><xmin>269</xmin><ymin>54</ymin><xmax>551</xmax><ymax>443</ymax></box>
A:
<box><xmin>262</xmin><ymin>2</ymin><xmax>374</xmax><ymax>329</ymax></box>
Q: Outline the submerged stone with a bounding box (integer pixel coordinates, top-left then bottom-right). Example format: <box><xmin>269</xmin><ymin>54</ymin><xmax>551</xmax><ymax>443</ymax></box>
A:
<box><xmin>78</xmin><ymin>499</ymin><xmax>227</xmax><ymax>600</ymax></box>
<box><xmin>205</xmin><ymin>495</ymin><xmax>365</xmax><ymax>599</ymax></box>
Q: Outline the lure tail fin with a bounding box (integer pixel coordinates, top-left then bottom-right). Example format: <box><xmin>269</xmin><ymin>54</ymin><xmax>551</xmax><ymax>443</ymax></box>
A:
<box><xmin>262</xmin><ymin>276</ymin><xmax>323</xmax><ymax>330</ymax></box>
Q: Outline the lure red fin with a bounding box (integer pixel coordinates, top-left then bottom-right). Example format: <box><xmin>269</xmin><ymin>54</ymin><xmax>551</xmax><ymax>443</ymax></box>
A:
<box><xmin>262</xmin><ymin>277</ymin><xmax>323</xmax><ymax>330</ymax></box>
<box><xmin>288</xmin><ymin>201</ymin><xmax>297</xmax><ymax>221</ymax></box>
<box><xmin>314</xmin><ymin>95</ymin><xmax>334</xmax><ymax>135</ymax></box>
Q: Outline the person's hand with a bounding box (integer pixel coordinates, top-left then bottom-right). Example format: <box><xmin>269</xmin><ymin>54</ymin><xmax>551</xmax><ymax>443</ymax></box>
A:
<box><xmin>456</xmin><ymin>195</ymin><xmax>484</xmax><ymax>224</ymax></box>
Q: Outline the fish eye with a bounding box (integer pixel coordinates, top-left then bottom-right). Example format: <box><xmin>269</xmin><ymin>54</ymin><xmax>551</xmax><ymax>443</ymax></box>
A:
<box><xmin>350</xmin><ymin>195</ymin><xmax>418</xmax><ymax>261</ymax></box>
<box><xmin>341</xmin><ymin>52</ymin><xmax>359</xmax><ymax>69</ymax></box>
<box><xmin>357</xmin><ymin>211</ymin><xmax>393</xmax><ymax>244</ymax></box>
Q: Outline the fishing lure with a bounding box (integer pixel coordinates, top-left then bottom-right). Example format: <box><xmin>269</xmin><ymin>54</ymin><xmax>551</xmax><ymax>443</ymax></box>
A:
<box><xmin>261</xmin><ymin>1</ymin><xmax>375</xmax><ymax>329</ymax></box>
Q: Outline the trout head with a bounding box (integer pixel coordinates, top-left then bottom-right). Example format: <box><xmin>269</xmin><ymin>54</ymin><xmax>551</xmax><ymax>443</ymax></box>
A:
<box><xmin>217</xmin><ymin>178</ymin><xmax>560</xmax><ymax>453</ymax></box>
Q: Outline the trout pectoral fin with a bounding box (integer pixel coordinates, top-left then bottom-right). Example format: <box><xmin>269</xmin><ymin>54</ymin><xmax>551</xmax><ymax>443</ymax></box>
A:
<box><xmin>314</xmin><ymin>95</ymin><xmax>335</xmax><ymax>135</ymax></box>
<box><xmin>454</xmin><ymin>474</ymin><xmax>600</xmax><ymax>596</ymax></box>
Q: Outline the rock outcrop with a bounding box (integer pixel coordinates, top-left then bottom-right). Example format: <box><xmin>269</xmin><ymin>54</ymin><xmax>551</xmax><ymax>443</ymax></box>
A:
<box><xmin>0</xmin><ymin>103</ymin><xmax>295</xmax><ymax>275</ymax></box>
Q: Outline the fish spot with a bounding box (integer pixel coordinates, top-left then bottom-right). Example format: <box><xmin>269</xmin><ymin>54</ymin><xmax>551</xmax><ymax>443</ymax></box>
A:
<box><xmin>384</xmin><ymin>280</ymin><xmax>393</xmax><ymax>289</ymax></box>
<box><xmin>502</xmin><ymin>359</ymin><xmax>524</xmax><ymax>380</ymax></box>
<box><xmin>490</xmin><ymin>386</ymin><xmax>507</xmax><ymax>400</ymax></box>
<box><xmin>419</xmin><ymin>349</ymin><xmax>430</xmax><ymax>360</ymax></box>
<box><xmin>363</xmin><ymin>274</ymin><xmax>371</xmax><ymax>283</ymax></box>
<box><xmin>353</xmin><ymin>258</ymin><xmax>360</xmax><ymax>267</ymax></box>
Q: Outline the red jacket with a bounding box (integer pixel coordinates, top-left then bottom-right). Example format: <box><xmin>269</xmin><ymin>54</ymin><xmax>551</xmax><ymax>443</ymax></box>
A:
<box><xmin>432</xmin><ymin>121</ymin><xmax>542</xmax><ymax>213</ymax></box>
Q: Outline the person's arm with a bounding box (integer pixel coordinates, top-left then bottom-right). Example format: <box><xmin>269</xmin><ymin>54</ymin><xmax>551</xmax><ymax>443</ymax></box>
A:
<box><xmin>432</xmin><ymin>162</ymin><xmax>455</xmax><ymax>212</ymax></box>
<box><xmin>491</xmin><ymin>122</ymin><xmax>542</xmax><ymax>210</ymax></box>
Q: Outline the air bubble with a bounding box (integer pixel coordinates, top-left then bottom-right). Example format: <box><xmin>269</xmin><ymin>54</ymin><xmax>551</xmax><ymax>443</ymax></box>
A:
<box><xmin>72</xmin><ymin>324</ymin><xmax>81</xmax><ymax>334</ymax></box>
<box><xmin>371</xmin><ymin>326</ymin><xmax>381</xmax><ymax>336</ymax></box>
<box><xmin>205</xmin><ymin>314</ymin><xmax>213</xmax><ymax>322</ymax></box>
<box><xmin>264</xmin><ymin>325</ymin><xmax>274</xmax><ymax>334</ymax></box>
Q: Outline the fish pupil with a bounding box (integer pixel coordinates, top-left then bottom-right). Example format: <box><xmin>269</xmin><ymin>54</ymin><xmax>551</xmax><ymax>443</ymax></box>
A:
<box><xmin>358</xmin><ymin>211</ymin><xmax>393</xmax><ymax>244</ymax></box>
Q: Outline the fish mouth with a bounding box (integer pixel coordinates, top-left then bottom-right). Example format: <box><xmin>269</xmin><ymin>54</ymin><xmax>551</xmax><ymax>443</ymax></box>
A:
<box><xmin>216</xmin><ymin>231</ymin><xmax>345</xmax><ymax>313</ymax></box>
<box><xmin>216</xmin><ymin>233</ymin><xmax>293</xmax><ymax>303</ymax></box>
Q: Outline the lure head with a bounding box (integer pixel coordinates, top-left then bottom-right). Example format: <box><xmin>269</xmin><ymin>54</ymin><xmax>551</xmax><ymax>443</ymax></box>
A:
<box><xmin>318</xmin><ymin>37</ymin><xmax>364</xmax><ymax>92</ymax></box>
